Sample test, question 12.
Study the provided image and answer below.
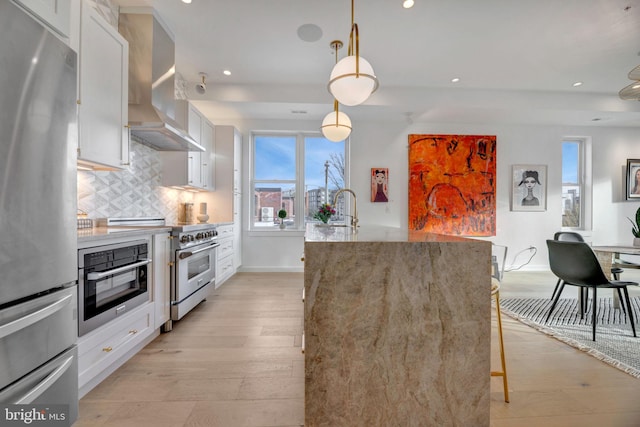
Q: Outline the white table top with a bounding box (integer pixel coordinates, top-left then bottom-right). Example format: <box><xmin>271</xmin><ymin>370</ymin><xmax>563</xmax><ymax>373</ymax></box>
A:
<box><xmin>591</xmin><ymin>245</ymin><xmax>640</xmax><ymax>255</ymax></box>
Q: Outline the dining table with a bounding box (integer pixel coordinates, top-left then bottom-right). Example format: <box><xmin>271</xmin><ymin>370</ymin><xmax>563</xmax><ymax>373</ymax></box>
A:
<box><xmin>591</xmin><ymin>245</ymin><xmax>640</xmax><ymax>308</ymax></box>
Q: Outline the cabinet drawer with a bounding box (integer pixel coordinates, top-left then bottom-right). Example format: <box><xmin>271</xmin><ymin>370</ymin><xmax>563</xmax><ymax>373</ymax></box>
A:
<box><xmin>217</xmin><ymin>224</ymin><xmax>234</xmax><ymax>238</ymax></box>
<box><xmin>217</xmin><ymin>237</ymin><xmax>234</xmax><ymax>260</ymax></box>
<box><xmin>216</xmin><ymin>255</ymin><xmax>235</xmax><ymax>287</ymax></box>
<box><xmin>78</xmin><ymin>303</ymin><xmax>153</xmax><ymax>386</ymax></box>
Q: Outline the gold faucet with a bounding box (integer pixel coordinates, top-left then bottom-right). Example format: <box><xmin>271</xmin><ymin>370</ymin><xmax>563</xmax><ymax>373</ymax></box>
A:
<box><xmin>333</xmin><ymin>188</ymin><xmax>358</xmax><ymax>229</ymax></box>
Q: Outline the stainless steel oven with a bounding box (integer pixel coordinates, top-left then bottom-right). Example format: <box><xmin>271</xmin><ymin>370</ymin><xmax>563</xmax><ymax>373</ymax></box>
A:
<box><xmin>78</xmin><ymin>239</ymin><xmax>151</xmax><ymax>336</ymax></box>
<box><xmin>170</xmin><ymin>224</ymin><xmax>219</xmax><ymax>323</ymax></box>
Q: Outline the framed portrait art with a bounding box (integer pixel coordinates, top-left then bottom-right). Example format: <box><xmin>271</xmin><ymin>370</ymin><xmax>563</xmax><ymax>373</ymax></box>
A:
<box><xmin>371</xmin><ymin>168</ymin><xmax>389</xmax><ymax>202</ymax></box>
<box><xmin>626</xmin><ymin>159</ymin><xmax>640</xmax><ymax>200</ymax></box>
<box><xmin>511</xmin><ymin>164</ymin><xmax>547</xmax><ymax>212</ymax></box>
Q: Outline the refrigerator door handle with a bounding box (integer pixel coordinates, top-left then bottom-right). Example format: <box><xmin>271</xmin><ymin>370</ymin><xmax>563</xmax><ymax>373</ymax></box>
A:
<box><xmin>0</xmin><ymin>293</ymin><xmax>73</xmax><ymax>340</ymax></box>
<box><xmin>14</xmin><ymin>355</ymin><xmax>75</xmax><ymax>404</ymax></box>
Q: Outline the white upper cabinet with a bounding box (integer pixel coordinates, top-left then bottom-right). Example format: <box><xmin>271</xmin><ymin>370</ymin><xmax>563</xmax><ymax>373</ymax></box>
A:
<box><xmin>200</xmin><ymin>119</ymin><xmax>214</xmax><ymax>190</ymax></box>
<box><xmin>77</xmin><ymin>0</ymin><xmax>129</xmax><ymax>170</ymax></box>
<box><xmin>161</xmin><ymin>101</ymin><xmax>214</xmax><ymax>190</ymax></box>
<box><xmin>186</xmin><ymin>103</ymin><xmax>203</xmax><ymax>188</ymax></box>
<box><xmin>14</xmin><ymin>0</ymin><xmax>71</xmax><ymax>37</ymax></box>
<box><xmin>213</xmin><ymin>125</ymin><xmax>242</xmax><ymax>221</ymax></box>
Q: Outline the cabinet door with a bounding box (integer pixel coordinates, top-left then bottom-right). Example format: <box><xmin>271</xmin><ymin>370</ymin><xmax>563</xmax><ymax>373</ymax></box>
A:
<box><xmin>161</xmin><ymin>101</ymin><xmax>212</xmax><ymax>190</ymax></box>
<box><xmin>201</xmin><ymin>119</ymin><xmax>214</xmax><ymax>190</ymax></box>
<box><xmin>186</xmin><ymin>104</ymin><xmax>204</xmax><ymax>187</ymax></box>
<box><xmin>152</xmin><ymin>233</ymin><xmax>171</xmax><ymax>329</ymax></box>
<box><xmin>187</xmin><ymin>103</ymin><xmax>202</xmax><ymax>145</ymax></box>
<box><xmin>233</xmin><ymin>130</ymin><xmax>242</xmax><ymax>269</ymax></box>
<box><xmin>14</xmin><ymin>0</ymin><xmax>71</xmax><ymax>37</ymax></box>
<box><xmin>188</xmin><ymin>151</ymin><xmax>202</xmax><ymax>187</ymax></box>
<box><xmin>78</xmin><ymin>1</ymin><xmax>129</xmax><ymax>170</ymax></box>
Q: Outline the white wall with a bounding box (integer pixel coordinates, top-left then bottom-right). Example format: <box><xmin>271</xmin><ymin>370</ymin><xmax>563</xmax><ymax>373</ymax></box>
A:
<box><xmin>213</xmin><ymin>117</ymin><xmax>640</xmax><ymax>272</ymax></box>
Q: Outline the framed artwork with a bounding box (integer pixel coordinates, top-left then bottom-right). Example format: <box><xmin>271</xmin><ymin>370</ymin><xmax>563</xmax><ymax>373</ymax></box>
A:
<box><xmin>626</xmin><ymin>159</ymin><xmax>640</xmax><ymax>200</ymax></box>
<box><xmin>408</xmin><ymin>134</ymin><xmax>496</xmax><ymax>236</ymax></box>
<box><xmin>511</xmin><ymin>164</ymin><xmax>547</xmax><ymax>211</ymax></box>
<box><xmin>371</xmin><ymin>168</ymin><xmax>389</xmax><ymax>202</ymax></box>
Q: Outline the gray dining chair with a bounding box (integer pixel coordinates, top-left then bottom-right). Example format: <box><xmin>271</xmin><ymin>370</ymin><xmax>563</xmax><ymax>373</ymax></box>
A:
<box><xmin>546</xmin><ymin>240</ymin><xmax>637</xmax><ymax>341</ymax></box>
<box><xmin>550</xmin><ymin>231</ymin><xmax>624</xmax><ymax>301</ymax></box>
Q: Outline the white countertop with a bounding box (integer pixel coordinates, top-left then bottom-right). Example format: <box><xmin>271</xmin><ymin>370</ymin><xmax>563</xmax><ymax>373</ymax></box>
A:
<box><xmin>77</xmin><ymin>226</ymin><xmax>172</xmax><ymax>244</ymax></box>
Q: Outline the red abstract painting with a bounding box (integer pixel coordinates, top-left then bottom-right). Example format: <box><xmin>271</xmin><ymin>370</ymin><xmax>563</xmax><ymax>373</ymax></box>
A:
<box><xmin>408</xmin><ymin>134</ymin><xmax>496</xmax><ymax>236</ymax></box>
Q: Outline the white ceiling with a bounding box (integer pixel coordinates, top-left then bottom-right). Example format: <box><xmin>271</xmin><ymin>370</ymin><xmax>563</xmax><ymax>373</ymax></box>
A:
<box><xmin>115</xmin><ymin>0</ymin><xmax>640</xmax><ymax>127</ymax></box>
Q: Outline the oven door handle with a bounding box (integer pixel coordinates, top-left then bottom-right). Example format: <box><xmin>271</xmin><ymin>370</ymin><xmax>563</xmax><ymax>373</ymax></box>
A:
<box><xmin>86</xmin><ymin>259</ymin><xmax>152</xmax><ymax>281</ymax></box>
<box><xmin>178</xmin><ymin>242</ymin><xmax>220</xmax><ymax>259</ymax></box>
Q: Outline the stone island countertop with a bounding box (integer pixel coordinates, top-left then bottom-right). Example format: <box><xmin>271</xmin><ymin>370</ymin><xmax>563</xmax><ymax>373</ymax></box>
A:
<box><xmin>304</xmin><ymin>223</ymin><xmax>478</xmax><ymax>243</ymax></box>
<box><xmin>304</xmin><ymin>224</ymin><xmax>491</xmax><ymax>426</ymax></box>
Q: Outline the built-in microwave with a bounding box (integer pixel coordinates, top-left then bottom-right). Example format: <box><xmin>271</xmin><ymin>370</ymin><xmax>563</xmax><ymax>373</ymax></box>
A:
<box><xmin>78</xmin><ymin>239</ymin><xmax>151</xmax><ymax>336</ymax></box>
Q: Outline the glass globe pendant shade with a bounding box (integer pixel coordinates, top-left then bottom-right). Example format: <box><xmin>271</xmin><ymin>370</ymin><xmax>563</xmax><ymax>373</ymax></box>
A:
<box><xmin>321</xmin><ymin>110</ymin><xmax>352</xmax><ymax>142</ymax></box>
<box><xmin>328</xmin><ymin>55</ymin><xmax>378</xmax><ymax>106</ymax></box>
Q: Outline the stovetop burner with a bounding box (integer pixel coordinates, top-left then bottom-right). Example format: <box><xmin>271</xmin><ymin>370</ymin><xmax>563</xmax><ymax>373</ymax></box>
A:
<box><xmin>96</xmin><ymin>218</ymin><xmax>218</xmax><ymax>250</ymax></box>
<box><xmin>170</xmin><ymin>223</ymin><xmax>218</xmax><ymax>249</ymax></box>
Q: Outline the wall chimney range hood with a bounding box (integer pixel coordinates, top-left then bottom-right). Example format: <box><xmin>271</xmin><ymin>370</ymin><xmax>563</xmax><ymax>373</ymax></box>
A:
<box><xmin>119</xmin><ymin>10</ymin><xmax>204</xmax><ymax>152</ymax></box>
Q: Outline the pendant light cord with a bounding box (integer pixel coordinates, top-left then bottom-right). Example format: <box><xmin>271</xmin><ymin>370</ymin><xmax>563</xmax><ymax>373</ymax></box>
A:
<box><xmin>347</xmin><ymin>0</ymin><xmax>360</xmax><ymax>76</ymax></box>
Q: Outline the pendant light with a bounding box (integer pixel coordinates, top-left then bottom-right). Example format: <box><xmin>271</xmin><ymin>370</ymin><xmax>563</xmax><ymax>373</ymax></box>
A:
<box><xmin>328</xmin><ymin>0</ymin><xmax>379</xmax><ymax>106</ymax></box>
<box><xmin>322</xmin><ymin>41</ymin><xmax>352</xmax><ymax>142</ymax></box>
<box><xmin>619</xmin><ymin>64</ymin><xmax>640</xmax><ymax>101</ymax></box>
<box><xmin>321</xmin><ymin>100</ymin><xmax>352</xmax><ymax>142</ymax></box>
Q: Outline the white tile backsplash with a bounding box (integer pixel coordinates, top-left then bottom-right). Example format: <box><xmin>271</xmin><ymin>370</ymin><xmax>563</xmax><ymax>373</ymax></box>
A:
<box><xmin>78</xmin><ymin>140</ymin><xmax>194</xmax><ymax>224</ymax></box>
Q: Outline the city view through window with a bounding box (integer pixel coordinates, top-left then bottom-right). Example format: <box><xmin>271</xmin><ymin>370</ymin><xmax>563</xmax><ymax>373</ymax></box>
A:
<box><xmin>253</xmin><ymin>134</ymin><xmax>346</xmax><ymax>228</ymax></box>
<box><xmin>562</xmin><ymin>140</ymin><xmax>581</xmax><ymax>227</ymax></box>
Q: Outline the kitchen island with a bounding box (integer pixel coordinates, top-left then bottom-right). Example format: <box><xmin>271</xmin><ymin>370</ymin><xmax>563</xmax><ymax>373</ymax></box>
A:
<box><xmin>304</xmin><ymin>225</ymin><xmax>491</xmax><ymax>426</ymax></box>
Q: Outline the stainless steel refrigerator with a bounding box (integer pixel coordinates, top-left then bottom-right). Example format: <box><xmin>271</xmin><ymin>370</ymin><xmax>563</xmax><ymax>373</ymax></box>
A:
<box><xmin>0</xmin><ymin>2</ymin><xmax>79</xmax><ymax>425</ymax></box>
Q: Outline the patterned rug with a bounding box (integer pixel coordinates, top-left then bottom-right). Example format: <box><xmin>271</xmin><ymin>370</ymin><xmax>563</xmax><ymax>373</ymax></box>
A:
<box><xmin>500</xmin><ymin>297</ymin><xmax>640</xmax><ymax>378</ymax></box>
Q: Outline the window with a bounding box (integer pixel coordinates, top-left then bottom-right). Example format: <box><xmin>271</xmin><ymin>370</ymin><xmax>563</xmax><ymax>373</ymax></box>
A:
<box><xmin>562</xmin><ymin>139</ymin><xmax>590</xmax><ymax>229</ymax></box>
<box><xmin>251</xmin><ymin>132</ymin><xmax>347</xmax><ymax>230</ymax></box>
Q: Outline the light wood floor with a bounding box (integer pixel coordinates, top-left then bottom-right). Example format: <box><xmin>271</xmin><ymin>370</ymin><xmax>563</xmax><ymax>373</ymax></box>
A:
<box><xmin>74</xmin><ymin>271</ymin><xmax>640</xmax><ymax>427</ymax></box>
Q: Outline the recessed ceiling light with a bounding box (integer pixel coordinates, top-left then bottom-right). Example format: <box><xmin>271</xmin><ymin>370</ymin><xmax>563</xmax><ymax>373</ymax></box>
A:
<box><xmin>297</xmin><ymin>24</ymin><xmax>323</xmax><ymax>42</ymax></box>
<box><xmin>451</xmin><ymin>78</ymin><xmax>460</xmax><ymax>83</ymax></box>
<box><xmin>181</xmin><ymin>0</ymin><xmax>192</xmax><ymax>4</ymax></box>
<box><xmin>223</xmin><ymin>70</ymin><xmax>231</xmax><ymax>76</ymax></box>
<box><xmin>572</xmin><ymin>81</ymin><xmax>583</xmax><ymax>87</ymax></box>
<box><xmin>403</xmin><ymin>0</ymin><xmax>415</xmax><ymax>8</ymax></box>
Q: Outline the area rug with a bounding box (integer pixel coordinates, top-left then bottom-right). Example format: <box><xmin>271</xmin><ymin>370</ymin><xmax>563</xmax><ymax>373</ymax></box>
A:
<box><xmin>499</xmin><ymin>297</ymin><xmax>640</xmax><ymax>378</ymax></box>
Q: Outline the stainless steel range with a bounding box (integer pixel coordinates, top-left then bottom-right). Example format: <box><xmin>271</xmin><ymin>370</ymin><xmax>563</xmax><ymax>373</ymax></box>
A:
<box><xmin>170</xmin><ymin>223</ymin><xmax>219</xmax><ymax>324</ymax></box>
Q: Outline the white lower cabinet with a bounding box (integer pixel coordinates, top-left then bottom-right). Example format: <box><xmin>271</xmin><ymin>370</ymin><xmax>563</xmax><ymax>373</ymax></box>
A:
<box><xmin>77</xmin><ymin>231</ymin><xmax>173</xmax><ymax>397</ymax></box>
<box><xmin>153</xmin><ymin>232</ymin><xmax>172</xmax><ymax>330</ymax></box>
<box><xmin>216</xmin><ymin>224</ymin><xmax>235</xmax><ymax>287</ymax></box>
<box><xmin>78</xmin><ymin>301</ymin><xmax>156</xmax><ymax>397</ymax></box>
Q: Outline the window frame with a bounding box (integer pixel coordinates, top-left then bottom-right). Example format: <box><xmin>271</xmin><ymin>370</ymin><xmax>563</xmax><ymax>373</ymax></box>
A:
<box><xmin>249</xmin><ymin>130</ymin><xmax>349</xmax><ymax>232</ymax></box>
<box><xmin>561</xmin><ymin>137</ymin><xmax>592</xmax><ymax>231</ymax></box>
